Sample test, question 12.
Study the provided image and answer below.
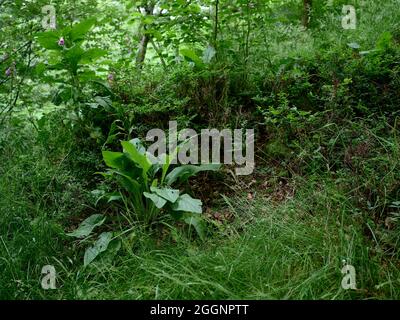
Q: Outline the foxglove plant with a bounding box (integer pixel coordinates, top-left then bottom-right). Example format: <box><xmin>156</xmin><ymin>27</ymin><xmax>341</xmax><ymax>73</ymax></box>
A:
<box><xmin>100</xmin><ymin>138</ymin><xmax>221</xmax><ymax>233</ymax></box>
<box><xmin>58</xmin><ymin>37</ymin><xmax>65</xmax><ymax>46</ymax></box>
<box><xmin>36</xmin><ymin>18</ymin><xmax>107</xmax><ymax>117</ymax></box>
<box><xmin>68</xmin><ymin>138</ymin><xmax>221</xmax><ymax>266</ymax></box>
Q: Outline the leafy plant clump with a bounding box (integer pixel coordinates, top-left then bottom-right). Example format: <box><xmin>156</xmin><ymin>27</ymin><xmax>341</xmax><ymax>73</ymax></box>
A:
<box><xmin>68</xmin><ymin>138</ymin><xmax>220</xmax><ymax>265</ymax></box>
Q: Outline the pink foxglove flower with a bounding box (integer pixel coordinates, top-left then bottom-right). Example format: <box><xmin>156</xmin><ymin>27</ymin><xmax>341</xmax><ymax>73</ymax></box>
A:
<box><xmin>58</xmin><ymin>37</ymin><xmax>65</xmax><ymax>46</ymax></box>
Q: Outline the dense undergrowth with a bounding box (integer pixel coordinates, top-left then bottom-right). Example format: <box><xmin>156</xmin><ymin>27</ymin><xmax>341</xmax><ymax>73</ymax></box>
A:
<box><xmin>1</xmin><ymin>0</ymin><xmax>400</xmax><ymax>299</ymax></box>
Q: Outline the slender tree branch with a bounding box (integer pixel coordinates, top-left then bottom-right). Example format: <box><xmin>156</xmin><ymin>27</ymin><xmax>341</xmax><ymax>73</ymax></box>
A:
<box><xmin>150</xmin><ymin>38</ymin><xmax>167</xmax><ymax>70</ymax></box>
<box><xmin>213</xmin><ymin>0</ymin><xmax>219</xmax><ymax>48</ymax></box>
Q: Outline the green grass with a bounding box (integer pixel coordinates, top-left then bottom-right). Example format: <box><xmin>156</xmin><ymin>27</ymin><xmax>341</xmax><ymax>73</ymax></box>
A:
<box><xmin>60</xmin><ymin>178</ymin><xmax>399</xmax><ymax>300</ymax></box>
<box><xmin>1</xmin><ymin>0</ymin><xmax>400</xmax><ymax>301</ymax></box>
<box><xmin>1</xmin><ymin>122</ymin><xmax>399</xmax><ymax>300</ymax></box>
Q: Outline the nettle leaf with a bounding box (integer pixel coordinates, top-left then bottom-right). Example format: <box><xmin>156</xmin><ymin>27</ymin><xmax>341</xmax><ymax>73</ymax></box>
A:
<box><xmin>143</xmin><ymin>192</ymin><xmax>167</xmax><ymax>209</ymax></box>
<box><xmin>165</xmin><ymin>164</ymin><xmax>221</xmax><ymax>185</ymax></box>
<box><xmin>150</xmin><ymin>186</ymin><xmax>179</xmax><ymax>203</ymax></box>
<box><xmin>36</xmin><ymin>31</ymin><xmax>62</xmax><ymax>50</ymax></box>
<box><xmin>84</xmin><ymin>232</ymin><xmax>112</xmax><ymax>266</ymax></box>
<box><xmin>172</xmin><ymin>194</ymin><xmax>202</xmax><ymax>214</ymax></box>
<box><xmin>69</xmin><ymin>18</ymin><xmax>96</xmax><ymax>41</ymax></box>
<box><xmin>67</xmin><ymin>214</ymin><xmax>105</xmax><ymax>238</ymax></box>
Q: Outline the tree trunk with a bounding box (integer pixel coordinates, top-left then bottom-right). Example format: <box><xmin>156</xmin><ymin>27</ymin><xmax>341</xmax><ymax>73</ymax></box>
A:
<box><xmin>213</xmin><ymin>0</ymin><xmax>219</xmax><ymax>47</ymax></box>
<box><xmin>302</xmin><ymin>0</ymin><xmax>312</xmax><ymax>28</ymax></box>
<box><xmin>135</xmin><ymin>3</ymin><xmax>154</xmax><ymax>69</ymax></box>
<box><xmin>136</xmin><ymin>33</ymin><xmax>151</xmax><ymax>69</ymax></box>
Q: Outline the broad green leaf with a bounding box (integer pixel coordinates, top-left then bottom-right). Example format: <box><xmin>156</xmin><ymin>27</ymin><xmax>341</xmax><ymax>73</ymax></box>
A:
<box><xmin>131</xmin><ymin>12</ymin><xmax>143</xmax><ymax>18</ymax></box>
<box><xmin>150</xmin><ymin>186</ymin><xmax>179</xmax><ymax>203</ymax></box>
<box><xmin>102</xmin><ymin>151</ymin><xmax>141</xmax><ymax>179</ymax></box>
<box><xmin>188</xmin><ymin>3</ymin><xmax>201</xmax><ymax>13</ymax></box>
<box><xmin>107</xmin><ymin>192</ymin><xmax>122</xmax><ymax>203</ymax></box>
<box><xmin>80</xmin><ymin>48</ymin><xmax>107</xmax><ymax>64</ymax></box>
<box><xmin>69</xmin><ymin>18</ymin><xmax>96</xmax><ymax>41</ymax></box>
<box><xmin>360</xmin><ymin>49</ymin><xmax>378</xmax><ymax>56</ymax></box>
<box><xmin>121</xmin><ymin>140</ymin><xmax>152</xmax><ymax>174</ymax></box>
<box><xmin>36</xmin><ymin>31</ymin><xmax>62</xmax><ymax>50</ymax></box>
<box><xmin>143</xmin><ymin>192</ymin><xmax>167</xmax><ymax>209</ymax></box>
<box><xmin>113</xmin><ymin>171</ymin><xmax>142</xmax><ymax>195</ymax></box>
<box><xmin>347</xmin><ymin>42</ymin><xmax>360</xmax><ymax>50</ymax></box>
<box><xmin>84</xmin><ymin>232</ymin><xmax>112</xmax><ymax>266</ymax></box>
<box><xmin>161</xmin><ymin>151</ymin><xmax>176</xmax><ymax>184</ymax></box>
<box><xmin>92</xmin><ymin>189</ymin><xmax>106</xmax><ymax>205</ymax></box>
<box><xmin>184</xmin><ymin>214</ymin><xmax>206</xmax><ymax>240</ymax></box>
<box><xmin>165</xmin><ymin>164</ymin><xmax>221</xmax><ymax>185</ymax></box>
<box><xmin>65</xmin><ymin>45</ymin><xmax>85</xmax><ymax>72</ymax></box>
<box><xmin>102</xmin><ymin>151</ymin><xmax>125</xmax><ymax>169</ymax></box>
<box><xmin>89</xmin><ymin>79</ymin><xmax>113</xmax><ymax>94</ymax></box>
<box><xmin>96</xmin><ymin>238</ymin><xmax>122</xmax><ymax>265</ymax></box>
<box><xmin>172</xmin><ymin>194</ymin><xmax>202</xmax><ymax>214</ymax></box>
<box><xmin>143</xmin><ymin>16</ymin><xmax>155</xmax><ymax>24</ymax></box>
<box><xmin>78</xmin><ymin>70</ymin><xmax>97</xmax><ymax>82</ymax></box>
<box><xmin>129</xmin><ymin>138</ymin><xmax>146</xmax><ymax>155</ymax></box>
<box><xmin>180</xmin><ymin>48</ymin><xmax>204</xmax><ymax>67</ymax></box>
<box><xmin>67</xmin><ymin>214</ymin><xmax>105</xmax><ymax>238</ymax></box>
